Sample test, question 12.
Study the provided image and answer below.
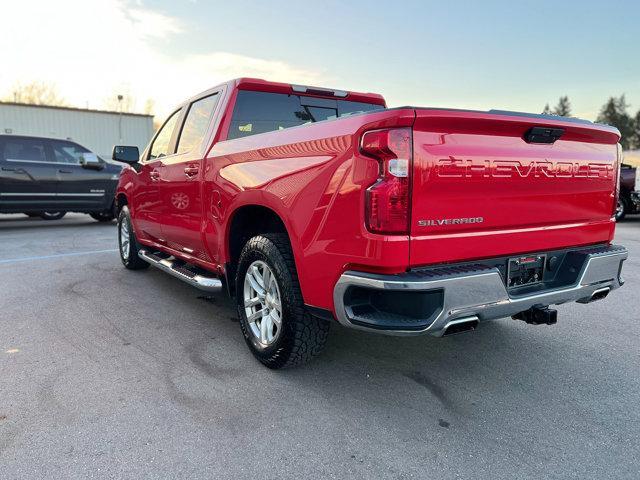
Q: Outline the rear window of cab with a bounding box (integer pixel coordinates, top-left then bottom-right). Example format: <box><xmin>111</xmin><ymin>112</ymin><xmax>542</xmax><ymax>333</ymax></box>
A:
<box><xmin>227</xmin><ymin>90</ymin><xmax>384</xmax><ymax>140</ymax></box>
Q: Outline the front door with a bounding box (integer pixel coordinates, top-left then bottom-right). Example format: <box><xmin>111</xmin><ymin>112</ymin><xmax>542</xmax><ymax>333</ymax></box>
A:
<box><xmin>158</xmin><ymin>93</ymin><xmax>219</xmax><ymax>260</ymax></box>
<box><xmin>0</xmin><ymin>136</ymin><xmax>58</xmax><ymax>212</ymax></box>
<box><xmin>48</xmin><ymin>139</ymin><xmax>113</xmax><ymax>211</ymax></box>
<box><xmin>134</xmin><ymin>108</ymin><xmax>182</xmax><ymax>242</ymax></box>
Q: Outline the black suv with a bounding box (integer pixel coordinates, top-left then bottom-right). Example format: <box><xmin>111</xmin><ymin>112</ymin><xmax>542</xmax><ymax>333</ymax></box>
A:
<box><xmin>0</xmin><ymin>135</ymin><xmax>122</xmax><ymax>221</ymax></box>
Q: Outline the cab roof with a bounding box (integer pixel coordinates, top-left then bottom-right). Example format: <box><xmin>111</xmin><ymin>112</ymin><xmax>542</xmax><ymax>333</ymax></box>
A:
<box><xmin>230</xmin><ymin>78</ymin><xmax>386</xmax><ymax>106</ymax></box>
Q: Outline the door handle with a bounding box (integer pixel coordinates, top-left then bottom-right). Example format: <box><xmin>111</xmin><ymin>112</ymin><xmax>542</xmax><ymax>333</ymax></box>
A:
<box><xmin>150</xmin><ymin>170</ymin><xmax>160</xmax><ymax>181</ymax></box>
<box><xmin>58</xmin><ymin>169</ymin><xmax>73</xmax><ymax>174</ymax></box>
<box><xmin>184</xmin><ymin>166</ymin><xmax>199</xmax><ymax>177</ymax></box>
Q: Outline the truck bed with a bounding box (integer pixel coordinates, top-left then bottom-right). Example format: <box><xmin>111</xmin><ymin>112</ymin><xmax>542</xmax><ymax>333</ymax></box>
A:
<box><xmin>408</xmin><ymin>108</ymin><xmax>620</xmax><ymax>266</ymax></box>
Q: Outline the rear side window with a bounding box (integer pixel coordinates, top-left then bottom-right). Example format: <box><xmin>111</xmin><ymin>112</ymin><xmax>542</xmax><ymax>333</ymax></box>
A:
<box><xmin>227</xmin><ymin>90</ymin><xmax>384</xmax><ymax>140</ymax></box>
<box><xmin>51</xmin><ymin>140</ymin><xmax>89</xmax><ymax>164</ymax></box>
<box><xmin>149</xmin><ymin>109</ymin><xmax>181</xmax><ymax>160</ymax></box>
<box><xmin>2</xmin><ymin>138</ymin><xmax>47</xmax><ymax>162</ymax></box>
<box><xmin>176</xmin><ymin>93</ymin><xmax>219</xmax><ymax>154</ymax></box>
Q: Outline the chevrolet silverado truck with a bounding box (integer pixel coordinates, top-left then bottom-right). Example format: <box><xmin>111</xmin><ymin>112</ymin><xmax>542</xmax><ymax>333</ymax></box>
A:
<box><xmin>111</xmin><ymin>78</ymin><xmax>628</xmax><ymax>369</ymax></box>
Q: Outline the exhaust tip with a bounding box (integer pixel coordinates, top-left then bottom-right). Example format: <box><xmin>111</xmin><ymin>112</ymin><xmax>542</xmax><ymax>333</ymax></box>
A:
<box><xmin>590</xmin><ymin>287</ymin><xmax>610</xmax><ymax>302</ymax></box>
<box><xmin>577</xmin><ymin>287</ymin><xmax>611</xmax><ymax>304</ymax></box>
<box><xmin>442</xmin><ymin>317</ymin><xmax>479</xmax><ymax>336</ymax></box>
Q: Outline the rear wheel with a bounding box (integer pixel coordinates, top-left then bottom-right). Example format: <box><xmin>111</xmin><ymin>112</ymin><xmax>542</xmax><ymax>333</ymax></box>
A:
<box><xmin>117</xmin><ymin>206</ymin><xmax>149</xmax><ymax>270</ymax></box>
<box><xmin>40</xmin><ymin>212</ymin><xmax>66</xmax><ymax>220</ymax></box>
<box><xmin>236</xmin><ymin>233</ymin><xmax>329</xmax><ymax>369</ymax></box>
<box><xmin>615</xmin><ymin>197</ymin><xmax>627</xmax><ymax>222</ymax></box>
<box><xmin>90</xmin><ymin>211</ymin><xmax>115</xmax><ymax>222</ymax></box>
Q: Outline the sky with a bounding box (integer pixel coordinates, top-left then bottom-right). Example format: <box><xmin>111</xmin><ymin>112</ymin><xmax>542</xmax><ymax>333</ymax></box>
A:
<box><xmin>1</xmin><ymin>0</ymin><xmax>639</xmax><ymax>120</ymax></box>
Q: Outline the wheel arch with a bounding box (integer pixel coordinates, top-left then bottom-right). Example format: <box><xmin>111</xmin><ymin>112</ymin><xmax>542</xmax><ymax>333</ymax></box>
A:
<box><xmin>225</xmin><ymin>204</ymin><xmax>294</xmax><ymax>296</ymax></box>
<box><xmin>115</xmin><ymin>193</ymin><xmax>128</xmax><ymax>215</ymax></box>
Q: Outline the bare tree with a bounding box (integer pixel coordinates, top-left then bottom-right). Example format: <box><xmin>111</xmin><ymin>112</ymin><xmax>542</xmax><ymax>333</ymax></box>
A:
<box><xmin>143</xmin><ymin>98</ymin><xmax>155</xmax><ymax>115</ymax></box>
<box><xmin>5</xmin><ymin>81</ymin><xmax>67</xmax><ymax>106</ymax></box>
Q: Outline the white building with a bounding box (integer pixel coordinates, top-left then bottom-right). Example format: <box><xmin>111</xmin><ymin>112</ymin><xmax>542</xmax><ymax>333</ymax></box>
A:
<box><xmin>0</xmin><ymin>102</ymin><xmax>154</xmax><ymax>159</ymax></box>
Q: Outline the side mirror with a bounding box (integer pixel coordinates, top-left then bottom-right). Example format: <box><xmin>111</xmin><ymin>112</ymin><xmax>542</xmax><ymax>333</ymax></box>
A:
<box><xmin>112</xmin><ymin>145</ymin><xmax>139</xmax><ymax>164</ymax></box>
<box><xmin>79</xmin><ymin>152</ymin><xmax>104</xmax><ymax>170</ymax></box>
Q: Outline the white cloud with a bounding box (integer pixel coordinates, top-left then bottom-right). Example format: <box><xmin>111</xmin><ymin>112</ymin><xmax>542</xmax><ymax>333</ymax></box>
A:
<box><xmin>0</xmin><ymin>0</ymin><xmax>326</xmax><ymax>117</ymax></box>
<box><xmin>127</xmin><ymin>8</ymin><xmax>183</xmax><ymax>39</ymax></box>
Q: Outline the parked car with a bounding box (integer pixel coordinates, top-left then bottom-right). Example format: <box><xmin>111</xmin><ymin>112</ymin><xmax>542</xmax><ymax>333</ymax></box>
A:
<box><xmin>111</xmin><ymin>78</ymin><xmax>628</xmax><ymax>369</ymax></box>
<box><xmin>0</xmin><ymin>135</ymin><xmax>121</xmax><ymax>221</ymax></box>
<box><xmin>616</xmin><ymin>163</ymin><xmax>639</xmax><ymax>221</ymax></box>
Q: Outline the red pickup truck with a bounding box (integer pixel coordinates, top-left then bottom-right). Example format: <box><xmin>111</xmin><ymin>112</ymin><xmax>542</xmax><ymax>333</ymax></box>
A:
<box><xmin>112</xmin><ymin>78</ymin><xmax>628</xmax><ymax>369</ymax></box>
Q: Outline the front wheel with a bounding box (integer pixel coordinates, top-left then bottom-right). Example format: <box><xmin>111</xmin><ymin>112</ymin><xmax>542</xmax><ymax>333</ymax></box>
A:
<box><xmin>236</xmin><ymin>233</ymin><xmax>329</xmax><ymax>369</ymax></box>
<box><xmin>117</xmin><ymin>206</ymin><xmax>149</xmax><ymax>270</ymax></box>
<box><xmin>40</xmin><ymin>212</ymin><xmax>66</xmax><ymax>220</ymax></box>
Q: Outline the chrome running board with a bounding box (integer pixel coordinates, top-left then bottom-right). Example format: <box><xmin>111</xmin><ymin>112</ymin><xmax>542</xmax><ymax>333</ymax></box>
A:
<box><xmin>138</xmin><ymin>249</ymin><xmax>223</xmax><ymax>292</ymax></box>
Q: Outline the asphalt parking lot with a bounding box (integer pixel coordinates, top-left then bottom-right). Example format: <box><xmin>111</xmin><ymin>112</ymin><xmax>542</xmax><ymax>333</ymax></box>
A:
<box><xmin>0</xmin><ymin>213</ymin><xmax>638</xmax><ymax>479</ymax></box>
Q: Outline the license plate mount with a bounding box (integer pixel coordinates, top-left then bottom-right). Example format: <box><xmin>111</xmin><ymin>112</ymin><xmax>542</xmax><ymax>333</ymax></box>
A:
<box><xmin>507</xmin><ymin>254</ymin><xmax>546</xmax><ymax>289</ymax></box>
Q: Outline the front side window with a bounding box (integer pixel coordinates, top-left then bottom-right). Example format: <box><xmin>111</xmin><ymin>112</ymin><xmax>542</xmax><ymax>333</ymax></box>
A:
<box><xmin>227</xmin><ymin>90</ymin><xmax>384</xmax><ymax>140</ymax></box>
<box><xmin>51</xmin><ymin>141</ymin><xmax>89</xmax><ymax>164</ymax></box>
<box><xmin>176</xmin><ymin>94</ymin><xmax>219</xmax><ymax>154</ymax></box>
<box><xmin>149</xmin><ymin>109</ymin><xmax>181</xmax><ymax>159</ymax></box>
<box><xmin>3</xmin><ymin>139</ymin><xmax>47</xmax><ymax>162</ymax></box>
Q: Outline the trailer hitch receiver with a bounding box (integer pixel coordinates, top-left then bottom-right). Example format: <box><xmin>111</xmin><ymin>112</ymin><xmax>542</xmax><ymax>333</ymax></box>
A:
<box><xmin>512</xmin><ymin>306</ymin><xmax>558</xmax><ymax>325</ymax></box>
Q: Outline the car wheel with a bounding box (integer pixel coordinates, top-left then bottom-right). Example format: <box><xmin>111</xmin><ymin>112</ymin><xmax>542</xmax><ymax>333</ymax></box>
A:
<box><xmin>90</xmin><ymin>211</ymin><xmax>115</xmax><ymax>222</ymax></box>
<box><xmin>40</xmin><ymin>212</ymin><xmax>66</xmax><ymax>220</ymax></box>
<box><xmin>236</xmin><ymin>233</ymin><xmax>329</xmax><ymax>369</ymax></box>
<box><xmin>615</xmin><ymin>198</ymin><xmax>627</xmax><ymax>222</ymax></box>
<box><xmin>117</xmin><ymin>206</ymin><xmax>149</xmax><ymax>270</ymax></box>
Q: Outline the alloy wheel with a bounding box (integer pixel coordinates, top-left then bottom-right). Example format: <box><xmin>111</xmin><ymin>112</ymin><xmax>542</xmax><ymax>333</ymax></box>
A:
<box><xmin>120</xmin><ymin>218</ymin><xmax>130</xmax><ymax>260</ymax></box>
<box><xmin>243</xmin><ymin>260</ymin><xmax>283</xmax><ymax>346</ymax></box>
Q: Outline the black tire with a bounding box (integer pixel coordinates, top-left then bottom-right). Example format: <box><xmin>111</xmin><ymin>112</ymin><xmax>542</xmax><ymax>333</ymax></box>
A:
<box><xmin>40</xmin><ymin>212</ymin><xmax>66</xmax><ymax>220</ymax></box>
<box><xmin>117</xmin><ymin>206</ymin><xmax>149</xmax><ymax>270</ymax></box>
<box><xmin>235</xmin><ymin>233</ymin><xmax>329</xmax><ymax>369</ymax></box>
<box><xmin>90</xmin><ymin>211</ymin><xmax>115</xmax><ymax>222</ymax></box>
<box><xmin>615</xmin><ymin>197</ymin><xmax>627</xmax><ymax>222</ymax></box>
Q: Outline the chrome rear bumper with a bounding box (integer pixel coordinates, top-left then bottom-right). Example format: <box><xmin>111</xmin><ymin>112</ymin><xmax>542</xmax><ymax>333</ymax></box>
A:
<box><xmin>333</xmin><ymin>245</ymin><xmax>627</xmax><ymax>336</ymax></box>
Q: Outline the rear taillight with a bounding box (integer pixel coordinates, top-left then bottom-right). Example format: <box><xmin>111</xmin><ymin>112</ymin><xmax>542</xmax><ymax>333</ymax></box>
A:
<box><xmin>613</xmin><ymin>143</ymin><xmax>622</xmax><ymax>217</ymax></box>
<box><xmin>360</xmin><ymin>127</ymin><xmax>412</xmax><ymax>234</ymax></box>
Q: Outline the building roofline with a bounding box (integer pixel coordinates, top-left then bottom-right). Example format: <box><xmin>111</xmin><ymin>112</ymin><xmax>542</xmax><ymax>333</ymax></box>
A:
<box><xmin>0</xmin><ymin>101</ymin><xmax>154</xmax><ymax>118</ymax></box>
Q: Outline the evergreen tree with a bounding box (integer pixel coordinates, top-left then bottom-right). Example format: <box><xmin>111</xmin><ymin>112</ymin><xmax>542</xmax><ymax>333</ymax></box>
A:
<box><xmin>542</xmin><ymin>103</ymin><xmax>552</xmax><ymax>114</ymax></box>
<box><xmin>596</xmin><ymin>95</ymin><xmax>634</xmax><ymax>150</ymax></box>
<box><xmin>632</xmin><ymin>110</ymin><xmax>640</xmax><ymax>150</ymax></box>
<box><xmin>553</xmin><ymin>96</ymin><xmax>571</xmax><ymax>117</ymax></box>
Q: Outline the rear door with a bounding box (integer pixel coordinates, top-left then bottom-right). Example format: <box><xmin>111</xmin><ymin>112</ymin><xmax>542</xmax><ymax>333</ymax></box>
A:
<box><xmin>409</xmin><ymin>110</ymin><xmax>621</xmax><ymax>266</ymax></box>
<box><xmin>158</xmin><ymin>92</ymin><xmax>220</xmax><ymax>260</ymax></box>
<box><xmin>48</xmin><ymin>140</ymin><xmax>112</xmax><ymax>210</ymax></box>
<box><xmin>0</xmin><ymin>136</ymin><xmax>58</xmax><ymax>212</ymax></box>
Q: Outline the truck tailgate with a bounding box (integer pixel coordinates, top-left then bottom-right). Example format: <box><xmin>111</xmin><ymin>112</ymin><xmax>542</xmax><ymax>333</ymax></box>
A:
<box><xmin>409</xmin><ymin>109</ymin><xmax>621</xmax><ymax>266</ymax></box>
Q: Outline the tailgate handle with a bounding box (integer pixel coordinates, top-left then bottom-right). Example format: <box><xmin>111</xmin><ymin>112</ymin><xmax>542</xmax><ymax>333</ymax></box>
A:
<box><xmin>524</xmin><ymin>127</ymin><xmax>564</xmax><ymax>144</ymax></box>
